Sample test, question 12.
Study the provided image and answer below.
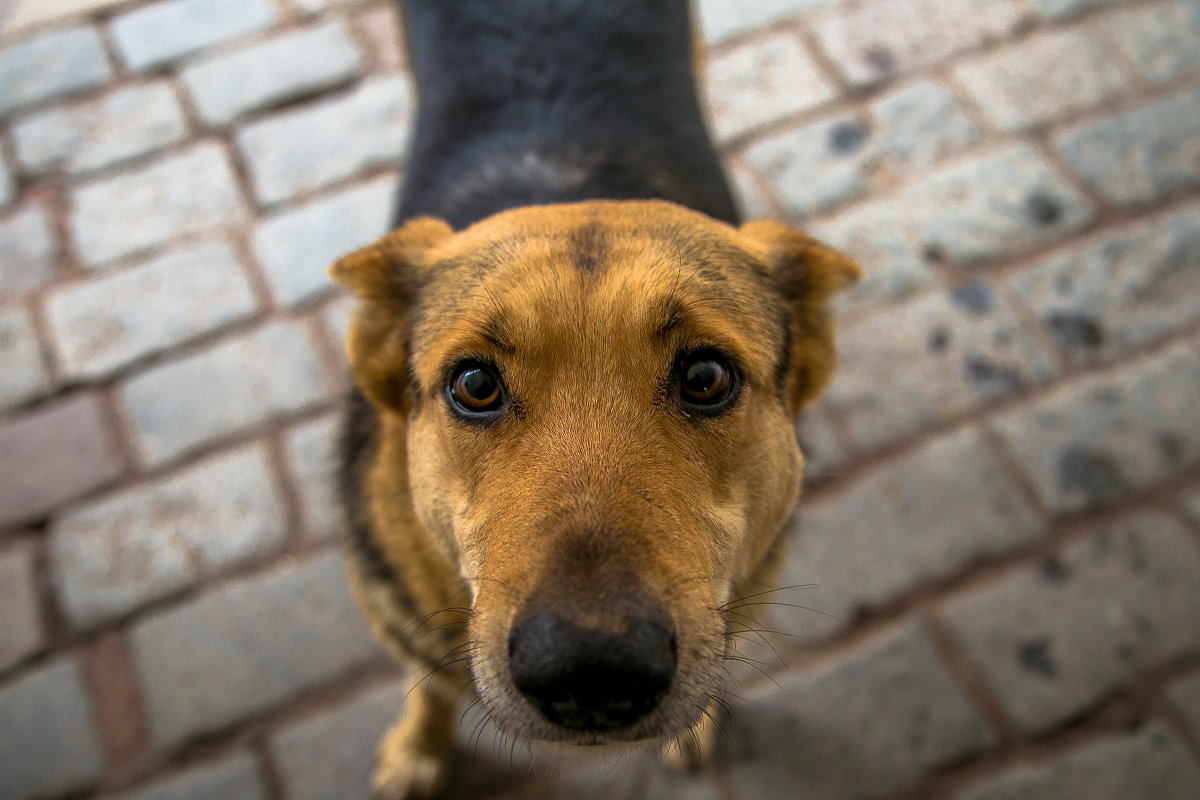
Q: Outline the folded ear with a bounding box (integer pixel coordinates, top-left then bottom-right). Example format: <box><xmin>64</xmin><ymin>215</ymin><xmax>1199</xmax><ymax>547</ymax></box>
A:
<box><xmin>739</xmin><ymin>219</ymin><xmax>862</xmax><ymax>414</ymax></box>
<box><xmin>328</xmin><ymin>217</ymin><xmax>454</xmax><ymax>412</ymax></box>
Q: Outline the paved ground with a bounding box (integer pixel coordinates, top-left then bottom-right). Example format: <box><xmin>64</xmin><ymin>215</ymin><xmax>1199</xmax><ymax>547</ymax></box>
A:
<box><xmin>1</xmin><ymin>0</ymin><xmax>1199</xmax><ymax>798</ymax></box>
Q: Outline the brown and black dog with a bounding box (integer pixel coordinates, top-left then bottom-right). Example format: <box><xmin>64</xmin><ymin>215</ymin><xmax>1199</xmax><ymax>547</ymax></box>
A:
<box><xmin>329</xmin><ymin>1</ymin><xmax>861</xmax><ymax>797</ymax></box>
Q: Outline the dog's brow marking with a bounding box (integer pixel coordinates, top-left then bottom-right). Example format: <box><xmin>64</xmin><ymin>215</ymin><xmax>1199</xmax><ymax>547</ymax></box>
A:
<box><xmin>569</xmin><ymin>222</ymin><xmax>608</xmax><ymax>275</ymax></box>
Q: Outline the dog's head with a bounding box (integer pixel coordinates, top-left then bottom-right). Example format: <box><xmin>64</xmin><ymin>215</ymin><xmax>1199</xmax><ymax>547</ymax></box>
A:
<box><xmin>331</xmin><ymin>200</ymin><xmax>859</xmax><ymax>746</ymax></box>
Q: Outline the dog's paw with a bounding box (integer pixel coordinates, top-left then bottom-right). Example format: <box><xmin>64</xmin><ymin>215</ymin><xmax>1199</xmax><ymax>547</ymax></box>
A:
<box><xmin>372</xmin><ymin>750</ymin><xmax>447</xmax><ymax>800</ymax></box>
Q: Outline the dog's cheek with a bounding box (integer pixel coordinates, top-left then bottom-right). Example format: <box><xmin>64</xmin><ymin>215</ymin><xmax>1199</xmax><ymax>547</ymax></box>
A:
<box><xmin>405</xmin><ymin>415</ymin><xmax>475</xmax><ymax>574</ymax></box>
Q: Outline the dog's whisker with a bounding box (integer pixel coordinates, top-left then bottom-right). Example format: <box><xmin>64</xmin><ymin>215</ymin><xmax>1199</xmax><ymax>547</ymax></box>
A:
<box><xmin>721</xmin><ymin>599</ymin><xmax>840</xmax><ymax>619</ymax></box>
<box><xmin>723</xmin><ymin>655</ymin><xmax>784</xmax><ymax>690</ymax></box>
<box><xmin>716</xmin><ymin>583</ymin><xmax>821</xmax><ymax>612</ymax></box>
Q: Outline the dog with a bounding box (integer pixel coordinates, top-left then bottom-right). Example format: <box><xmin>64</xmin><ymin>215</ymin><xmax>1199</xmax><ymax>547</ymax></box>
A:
<box><xmin>328</xmin><ymin>1</ymin><xmax>861</xmax><ymax>797</ymax></box>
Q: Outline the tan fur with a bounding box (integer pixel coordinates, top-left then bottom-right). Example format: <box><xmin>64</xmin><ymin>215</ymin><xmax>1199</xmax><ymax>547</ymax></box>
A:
<box><xmin>330</xmin><ymin>200</ymin><xmax>860</xmax><ymax>799</ymax></box>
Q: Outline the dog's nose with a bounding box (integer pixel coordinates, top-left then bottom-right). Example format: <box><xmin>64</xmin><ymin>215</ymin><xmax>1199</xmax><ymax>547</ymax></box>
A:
<box><xmin>507</xmin><ymin>607</ymin><xmax>676</xmax><ymax>731</ymax></box>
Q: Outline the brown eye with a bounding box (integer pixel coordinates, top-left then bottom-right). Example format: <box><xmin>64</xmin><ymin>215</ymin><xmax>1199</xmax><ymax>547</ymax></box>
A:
<box><xmin>449</xmin><ymin>364</ymin><xmax>503</xmax><ymax>415</ymax></box>
<box><xmin>676</xmin><ymin>350</ymin><xmax>739</xmax><ymax>413</ymax></box>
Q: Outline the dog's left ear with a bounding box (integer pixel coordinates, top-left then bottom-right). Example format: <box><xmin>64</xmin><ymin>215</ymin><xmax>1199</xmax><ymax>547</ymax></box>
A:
<box><xmin>739</xmin><ymin>219</ymin><xmax>862</xmax><ymax>414</ymax></box>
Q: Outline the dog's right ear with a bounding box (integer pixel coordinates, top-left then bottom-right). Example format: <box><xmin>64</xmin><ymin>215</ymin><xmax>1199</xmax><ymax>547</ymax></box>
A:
<box><xmin>328</xmin><ymin>217</ymin><xmax>454</xmax><ymax>412</ymax></box>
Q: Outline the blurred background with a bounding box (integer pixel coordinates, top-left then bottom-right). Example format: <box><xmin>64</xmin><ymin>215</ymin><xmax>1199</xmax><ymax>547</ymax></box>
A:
<box><xmin>1</xmin><ymin>0</ymin><xmax>1199</xmax><ymax>798</ymax></box>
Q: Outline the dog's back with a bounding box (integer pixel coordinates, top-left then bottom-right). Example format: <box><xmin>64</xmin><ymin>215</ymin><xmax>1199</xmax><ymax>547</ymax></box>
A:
<box><xmin>395</xmin><ymin>0</ymin><xmax>738</xmax><ymax>229</ymax></box>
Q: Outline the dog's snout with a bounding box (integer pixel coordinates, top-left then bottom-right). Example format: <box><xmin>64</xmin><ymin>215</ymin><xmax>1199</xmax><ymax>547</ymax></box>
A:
<box><xmin>507</xmin><ymin>607</ymin><xmax>677</xmax><ymax>731</ymax></box>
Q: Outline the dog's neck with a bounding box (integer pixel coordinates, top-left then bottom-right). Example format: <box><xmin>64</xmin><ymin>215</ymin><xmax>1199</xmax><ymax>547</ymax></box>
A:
<box><xmin>394</xmin><ymin>0</ymin><xmax>738</xmax><ymax>230</ymax></box>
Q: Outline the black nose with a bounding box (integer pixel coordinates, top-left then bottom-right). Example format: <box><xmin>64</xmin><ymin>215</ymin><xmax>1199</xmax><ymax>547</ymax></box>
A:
<box><xmin>507</xmin><ymin>607</ymin><xmax>677</xmax><ymax>731</ymax></box>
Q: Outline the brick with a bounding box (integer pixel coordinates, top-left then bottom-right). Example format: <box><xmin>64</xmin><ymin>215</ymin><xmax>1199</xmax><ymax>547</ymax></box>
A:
<box><xmin>354</xmin><ymin>3</ymin><xmax>406</xmax><ymax>74</ymax></box>
<box><xmin>1168</xmin><ymin>670</ymin><xmax>1200</xmax><ymax>740</ymax></box>
<box><xmin>182</xmin><ymin>21</ymin><xmax>363</xmax><ymax>127</ymax></box>
<box><xmin>704</xmin><ymin>31</ymin><xmax>837</xmax><ymax>142</ymax></box>
<box><xmin>47</xmin><ymin>240</ymin><xmax>258</xmax><ymax>380</ymax></box>
<box><xmin>290</xmin><ymin>0</ymin><xmax>372</xmax><ymax>12</ymax></box>
<box><xmin>813</xmin><ymin>0</ymin><xmax>1028</xmax><ymax>87</ymax></box>
<box><xmin>1010</xmin><ymin>202</ymin><xmax>1200</xmax><ymax>367</ymax></box>
<box><xmin>0</xmin><ymin>27</ymin><xmax>112</xmax><ymax>115</ymax></box>
<box><xmin>0</xmin><ymin>543</ymin><xmax>42</xmax><ymax>671</ymax></box>
<box><xmin>252</xmin><ymin>176</ymin><xmax>394</xmax><ymax>306</ymax></box>
<box><xmin>1184</xmin><ymin>489</ymin><xmax>1200</xmax><ymax>526</ymax></box>
<box><xmin>271</xmin><ymin>679</ymin><xmax>405</xmax><ymax>800</ymax></box>
<box><xmin>52</xmin><ymin>444</ymin><xmax>288</xmax><ymax>629</ymax></box>
<box><xmin>941</xmin><ymin>513</ymin><xmax>1200</xmax><ymax>733</ymax></box>
<box><xmin>825</xmin><ymin>285</ymin><xmax>1057</xmax><ymax>452</ymax></box>
<box><xmin>322</xmin><ymin>294</ymin><xmax>355</xmax><ymax>361</ymax></box>
<box><xmin>284</xmin><ymin>414</ymin><xmax>341</xmax><ymax>543</ymax></box>
<box><xmin>3</xmin><ymin>0</ymin><xmax>131</xmax><ymax>36</ymax></box>
<box><xmin>0</xmin><ymin>658</ymin><xmax>104</xmax><ymax>799</ymax></box>
<box><xmin>1057</xmin><ymin>88</ymin><xmax>1200</xmax><ymax>208</ymax></box>
<box><xmin>0</xmin><ymin>394</ymin><xmax>122</xmax><ymax>527</ymax></box>
<box><xmin>71</xmin><ymin>143</ymin><xmax>246</xmax><ymax>268</ymax></box>
<box><xmin>990</xmin><ymin>339</ymin><xmax>1200</xmax><ymax>515</ymax></box>
<box><xmin>1103</xmin><ymin>0</ymin><xmax>1200</xmax><ymax>84</ymax></box>
<box><xmin>696</xmin><ymin>0</ymin><xmax>839</xmax><ymax>43</ymax></box>
<box><xmin>795</xmin><ymin>408</ymin><xmax>849</xmax><ymax>483</ymax></box>
<box><xmin>0</xmin><ymin>204</ymin><xmax>57</xmax><ymax>299</ymax></box>
<box><xmin>237</xmin><ymin>76</ymin><xmax>414</xmax><ymax>206</ymax></box>
<box><xmin>1031</xmin><ymin>0</ymin><xmax>1130</xmax><ymax>19</ymax></box>
<box><xmin>12</xmin><ymin>82</ymin><xmax>188</xmax><ymax>176</ymax></box>
<box><xmin>110</xmin><ymin>0</ymin><xmax>278</xmax><ymax>72</ymax></box>
<box><xmin>872</xmin><ymin>81</ymin><xmax>981</xmax><ymax>170</ymax></box>
<box><xmin>727</xmin><ymin>162</ymin><xmax>776</xmax><ymax>221</ymax></box>
<box><xmin>0</xmin><ymin>304</ymin><xmax>50</xmax><ymax>411</ymax></box>
<box><xmin>0</xmin><ymin>150</ymin><xmax>13</xmax><ymax>209</ymax></box>
<box><xmin>951</xmin><ymin>725</ymin><xmax>1200</xmax><ymax>800</ymax></box>
<box><xmin>953</xmin><ymin>30</ymin><xmax>1129</xmax><ymax>131</ymax></box>
<box><xmin>780</xmin><ymin>426</ymin><xmax>1043</xmax><ymax>641</ymax></box>
<box><xmin>724</xmin><ymin>620</ymin><xmax>995</xmax><ymax>799</ymax></box>
<box><xmin>132</xmin><ymin>550</ymin><xmax>381</xmax><ymax>749</ymax></box>
<box><xmin>114</xmin><ymin>754</ymin><xmax>265</xmax><ymax>800</ymax></box>
<box><xmin>121</xmin><ymin>320</ymin><xmax>330</xmax><ymax>467</ymax></box>
<box><xmin>743</xmin><ymin>113</ymin><xmax>877</xmax><ymax>217</ymax></box>
<box><xmin>814</xmin><ymin>145</ymin><xmax>1093</xmax><ymax>312</ymax></box>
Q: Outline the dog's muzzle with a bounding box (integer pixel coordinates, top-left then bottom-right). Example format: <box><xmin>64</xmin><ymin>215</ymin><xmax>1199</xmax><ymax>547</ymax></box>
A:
<box><xmin>507</xmin><ymin>606</ymin><xmax>677</xmax><ymax>731</ymax></box>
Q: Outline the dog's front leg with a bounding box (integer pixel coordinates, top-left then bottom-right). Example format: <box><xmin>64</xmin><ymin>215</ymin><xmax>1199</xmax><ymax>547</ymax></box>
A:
<box><xmin>374</xmin><ymin>675</ymin><xmax>457</xmax><ymax>800</ymax></box>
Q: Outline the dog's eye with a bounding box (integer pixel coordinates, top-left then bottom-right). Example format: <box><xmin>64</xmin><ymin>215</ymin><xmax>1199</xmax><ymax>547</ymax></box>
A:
<box><xmin>675</xmin><ymin>350</ymin><xmax>738</xmax><ymax>413</ymax></box>
<box><xmin>449</xmin><ymin>363</ymin><xmax>504</xmax><ymax>415</ymax></box>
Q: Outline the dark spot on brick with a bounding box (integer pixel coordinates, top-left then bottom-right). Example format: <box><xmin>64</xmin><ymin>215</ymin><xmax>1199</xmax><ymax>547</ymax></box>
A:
<box><xmin>1058</xmin><ymin>446</ymin><xmax>1128</xmax><ymax>504</ymax></box>
<box><xmin>922</xmin><ymin>243</ymin><xmax>947</xmax><ymax>265</ymax></box>
<box><xmin>1116</xmin><ymin>643</ymin><xmax>1136</xmax><ymax>662</ymax></box>
<box><xmin>950</xmin><ymin>281</ymin><xmax>994</xmax><ymax>314</ymax></box>
<box><xmin>963</xmin><ymin>357</ymin><xmax>1022</xmax><ymax>392</ymax></box>
<box><xmin>928</xmin><ymin>327</ymin><xmax>951</xmax><ymax>353</ymax></box>
<box><xmin>993</xmin><ymin>329</ymin><xmax>1013</xmax><ymax>346</ymax></box>
<box><xmin>1047</xmin><ymin>312</ymin><xmax>1104</xmax><ymax>349</ymax></box>
<box><xmin>864</xmin><ymin>45</ymin><xmax>897</xmax><ymax>76</ymax></box>
<box><xmin>1157</xmin><ymin>433</ymin><xmax>1183</xmax><ymax>465</ymax></box>
<box><xmin>1026</xmin><ymin>191</ymin><xmax>1064</xmax><ymax>227</ymax></box>
<box><xmin>829</xmin><ymin>121</ymin><xmax>867</xmax><ymax>155</ymax></box>
<box><xmin>1039</xmin><ymin>556</ymin><xmax>1070</xmax><ymax>583</ymax></box>
<box><xmin>1054</xmin><ymin>275</ymin><xmax>1073</xmax><ymax>295</ymax></box>
<box><xmin>1018</xmin><ymin>638</ymin><xmax>1058</xmax><ymax>679</ymax></box>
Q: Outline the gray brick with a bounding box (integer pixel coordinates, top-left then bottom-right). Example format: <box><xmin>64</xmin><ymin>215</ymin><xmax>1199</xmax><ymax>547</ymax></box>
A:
<box><xmin>796</xmin><ymin>409</ymin><xmax>849</xmax><ymax>483</ymax></box>
<box><xmin>0</xmin><ymin>658</ymin><xmax>103</xmax><ymax>799</ymax></box>
<box><xmin>284</xmin><ymin>414</ymin><xmax>340</xmax><ymax>543</ymax></box>
<box><xmin>71</xmin><ymin>143</ymin><xmax>246</xmax><ymax>268</ymax></box>
<box><xmin>0</xmin><ymin>150</ymin><xmax>13</xmax><ymax>209</ymax></box>
<box><xmin>825</xmin><ymin>285</ymin><xmax>1057</xmax><ymax>452</ymax></box>
<box><xmin>704</xmin><ymin>31</ymin><xmax>837</xmax><ymax>142</ymax></box>
<box><xmin>728</xmin><ymin>162</ymin><xmax>776</xmax><ymax>221</ymax></box>
<box><xmin>953</xmin><ymin>29</ymin><xmax>1129</xmax><ymax>131</ymax></box>
<box><xmin>1103</xmin><ymin>0</ymin><xmax>1200</xmax><ymax>84</ymax></box>
<box><xmin>0</xmin><ymin>543</ymin><xmax>42</xmax><ymax>671</ymax></box>
<box><xmin>0</xmin><ymin>304</ymin><xmax>50</xmax><ymax>411</ymax></box>
<box><xmin>3</xmin><ymin>0</ymin><xmax>130</xmax><ymax>35</ymax></box>
<box><xmin>1011</xmin><ymin>202</ymin><xmax>1200</xmax><ymax>367</ymax></box>
<box><xmin>47</xmin><ymin>240</ymin><xmax>258</xmax><ymax>380</ymax></box>
<box><xmin>1184</xmin><ymin>489</ymin><xmax>1200</xmax><ymax>526</ymax></box>
<box><xmin>0</xmin><ymin>394</ymin><xmax>122</xmax><ymax>527</ymax></box>
<box><xmin>724</xmin><ymin>620</ymin><xmax>995</xmax><ymax>800</ymax></box>
<box><xmin>114</xmin><ymin>754</ymin><xmax>265</xmax><ymax>800</ymax></box>
<box><xmin>990</xmin><ymin>339</ymin><xmax>1200</xmax><ymax>515</ymax></box>
<box><xmin>942</xmin><ymin>513</ymin><xmax>1200</xmax><ymax>734</ymax></box>
<box><xmin>111</xmin><ymin>0</ymin><xmax>278</xmax><ymax>72</ymax></box>
<box><xmin>1057</xmin><ymin>87</ymin><xmax>1200</xmax><ymax>208</ymax></box>
<box><xmin>1031</xmin><ymin>0</ymin><xmax>1130</xmax><ymax>19</ymax></box>
<box><xmin>182</xmin><ymin>21</ymin><xmax>362</xmax><ymax>127</ymax></box>
<box><xmin>52</xmin><ymin>444</ymin><xmax>288</xmax><ymax>629</ymax></box>
<box><xmin>1168</xmin><ymin>670</ymin><xmax>1200</xmax><ymax>740</ymax></box>
<box><xmin>744</xmin><ymin>113</ymin><xmax>877</xmax><ymax>217</ymax></box>
<box><xmin>952</xmin><ymin>725</ymin><xmax>1200</xmax><ymax>800</ymax></box>
<box><xmin>12</xmin><ymin>82</ymin><xmax>188</xmax><ymax>176</ymax></box>
<box><xmin>290</xmin><ymin>0</ymin><xmax>372</xmax><ymax>12</ymax></box>
<box><xmin>872</xmin><ymin>81</ymin><xmax>982</xmax><ymax>170</ymax></box>
<box><xmin>121</xmin><ymin>320</ymin><xmax>330</xmax><ymax>467</ymax></box>
<box><xmin>781</xmin><ymin>426</ymin><xmax>1044</xmax><ymax>641</ymax></box>
<box><xmin>0</xmin><ymin>26</ymin><xmax>112</xmax><ymax>115</ymax></box>
<box><xmin>696</xmin><ymin>0</ymin><xmax>839</xmax><ymax>43</ymax></box>
<box><xmin>132</xmin><ymin>550</ymin><xmax>381</xmax><ymax>749</ymax></box>
<box><xmin>271</xmin><ymin>679</ymin><xmax>405</xmax><ymax>800</ymax></box>
<box><xmin>0</xmin><ymin>204</ymin><xmax>57</xmax><ymax>298</ymax></box>
<box><xmin>813</xmin><ymin>0</ymin><xmax>1028</xmax><ymax>87</ymax></box>
<box><xmin>237</xmin><ymin>76</ymin><xmax>414</xmax><ymax>206</ymax></box>
<box><xmin>814</xmin><ymin>145</ymin><xmax>1093</xmax><ymax>312</ymax></box>
<box><xmin>252</xmin><ymin>176</ymin><xmax>394</xmax><ymax>306</ymax></box>
<box><xmin>322</xmin><ymin>294</ymin><xmax>355</xmax><ymax>361</ymax></box>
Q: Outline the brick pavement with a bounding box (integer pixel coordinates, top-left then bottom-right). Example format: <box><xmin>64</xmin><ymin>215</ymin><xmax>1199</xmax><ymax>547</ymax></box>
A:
<box><xmin>1</xmin><ymin>0</ymin><xmax>1199</xmax><ymax>798</ymax></box>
